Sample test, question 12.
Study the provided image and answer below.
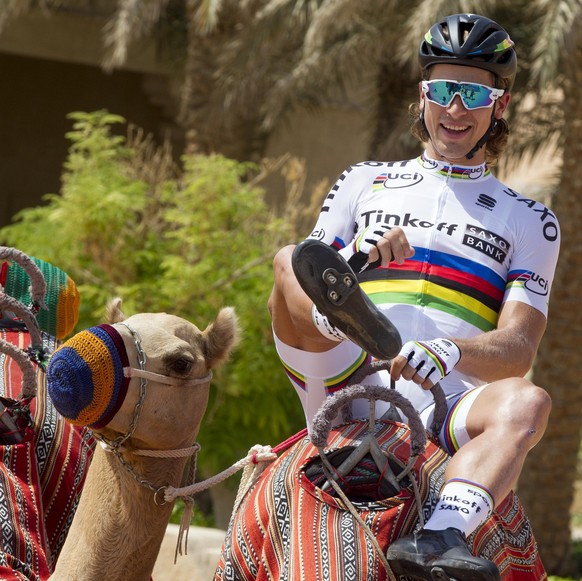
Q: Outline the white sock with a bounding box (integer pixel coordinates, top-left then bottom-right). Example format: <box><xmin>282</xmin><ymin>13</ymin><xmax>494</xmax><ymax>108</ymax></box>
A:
<box><xmin>424</xmin><ymin>479</ymin><xmax>494</xmax><ymax>537</ymax></box>
<box><xmin>311</xmin><ymin>305</ymin><xmax>348</xmax><ymax>342</ymax></box>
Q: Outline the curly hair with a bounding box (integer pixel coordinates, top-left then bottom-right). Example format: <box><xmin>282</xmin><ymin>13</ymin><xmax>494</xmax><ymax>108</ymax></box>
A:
<box><xmin>409</xmin><ymin>74</ymin><xmax>511</xmax><ymax>166</ymax></box>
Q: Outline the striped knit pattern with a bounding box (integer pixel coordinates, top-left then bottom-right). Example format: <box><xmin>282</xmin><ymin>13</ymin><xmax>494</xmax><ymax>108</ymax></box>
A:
<box><xmin>1</xmin><ymin>258</ymin><xmax>80</xmax><ymax>340</ymax></box>
<box><xmin>215</xmin><ymin>421</ymin><xmax>546</xmax><ymax>580</ymax></box>
<box><xmin>359</xmin><ymin>247</ymin><xmax>505</xmax><ymax>332</ymax></box>
<box><xmin>0</xmin><ymin>329</ymin><xmax>95</xmax><ymax>574</ymax></box>
<box><xmin>47</xmin><ymin>324</ymin><xmax>129</xmax><ymax>428</ymax></box>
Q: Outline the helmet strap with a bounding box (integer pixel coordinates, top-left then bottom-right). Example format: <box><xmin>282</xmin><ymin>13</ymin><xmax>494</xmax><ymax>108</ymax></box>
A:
<box><xmin>465</xmin><ymin>106</ymin><xmax>498</xmax><ymax>160</ymax></box>
<box><xmin>421</xmin><ymin>103</ymin><xmax>498</xmax><ymax>162</ymax></box>
<box><xmin>420</xmin><ymin>107</ymin><xmax>429</xmax><ymax>139</ymax></box>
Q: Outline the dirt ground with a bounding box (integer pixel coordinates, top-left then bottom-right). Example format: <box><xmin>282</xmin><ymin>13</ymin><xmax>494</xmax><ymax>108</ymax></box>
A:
<box><xmin>153</xmin><ymin>525</ymin><xmax>225</xmax><ymax>581</ymax></box>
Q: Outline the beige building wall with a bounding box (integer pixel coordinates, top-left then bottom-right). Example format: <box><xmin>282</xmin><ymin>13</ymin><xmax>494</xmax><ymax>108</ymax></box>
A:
<box><xmin>0</xmin><ymin>7</ymin><xmax>376</xmax><ymax>231</ymax></box>
<box><xmin>265</xmin><ymin>103</ymin><xmax>374</xmax><ymax>205</ymax></box>
<box><xmin>0</xmin><ymin>7</ymin><xmax>183</xmax><ymax>228</ymax></box>
<box><xmin>0</xmin><ymin>53</ymin><xmax>180</xmax><ymax>227</ymax></box>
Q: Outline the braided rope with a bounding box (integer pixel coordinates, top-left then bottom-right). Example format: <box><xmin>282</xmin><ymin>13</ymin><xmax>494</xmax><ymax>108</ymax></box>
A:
<box><xmin>340</xmin><ymin>360</ymin><xmax>448</xmax><ymax>437</ymax></box>
<box><xmin>0</xmin><ymin>295</ymin><xmax>43</xmax><ymax>351</ymax></box>
<box><xmin>130</xmin><ymin>445</ymin><xmax>200</xmax><ymax>458</ymax></box>
<box><xmin>0</xmin><ymin>247</ymin><xmax>47</xmax><ymax>311</ymax></box>
<box><xmin>162</xmin><ymin>444</ymin><xmax>277</xmax><ymax>504</ymax></box>
<box><xmin>311</xmin><ymin>383</ymin><xmax>427</xmax><ymax>455</ymax></box>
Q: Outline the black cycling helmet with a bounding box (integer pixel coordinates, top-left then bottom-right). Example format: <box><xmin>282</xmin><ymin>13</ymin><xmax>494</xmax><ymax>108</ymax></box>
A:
<box><xmin>419</xmin><ymin>13</ymin><xmax>517</xmax><ymax>89</ymax></box>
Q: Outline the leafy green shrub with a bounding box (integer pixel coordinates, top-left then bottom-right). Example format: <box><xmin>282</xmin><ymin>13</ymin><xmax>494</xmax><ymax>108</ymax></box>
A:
<box><xmin>0</xmin><ymin>110</ymin><xmax>309</xmax><ymax>479</ymax></box>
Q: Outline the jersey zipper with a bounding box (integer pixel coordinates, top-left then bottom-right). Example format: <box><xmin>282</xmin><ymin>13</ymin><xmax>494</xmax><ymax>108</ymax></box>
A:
<box><xmin>416</xmin><ymin>164</ymin><xmax>453</xmax><ymax>337</ymax></box>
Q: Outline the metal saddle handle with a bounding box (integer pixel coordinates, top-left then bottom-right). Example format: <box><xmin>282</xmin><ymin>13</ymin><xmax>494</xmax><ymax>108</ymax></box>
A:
<box><xmin>309</xmin><ymin>361</ymin><xmax>448</xmax><ymax>495</ymax></box>
<box><xmin>310</xmin><ymin>360</ymin><xmax>448</xmax><ymax>454</ymax></box>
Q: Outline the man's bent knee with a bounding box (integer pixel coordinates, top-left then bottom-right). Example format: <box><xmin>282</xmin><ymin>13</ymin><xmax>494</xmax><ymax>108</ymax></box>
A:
<box><xmin>467</xmin><ymin>378</ymin><xmax>552</xmax><ymax>440</ymax></box>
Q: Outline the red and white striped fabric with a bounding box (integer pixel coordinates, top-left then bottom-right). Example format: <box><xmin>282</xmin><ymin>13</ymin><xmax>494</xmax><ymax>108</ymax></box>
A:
<box><xmin>0</xmin><ymin>329</ymin><xmax>95</xmax><ymax>578</ymax></box>
<box><xmin>215</xmin><ymin>420</ymin><xmax>546</xmax><ymax>581</ymax></box>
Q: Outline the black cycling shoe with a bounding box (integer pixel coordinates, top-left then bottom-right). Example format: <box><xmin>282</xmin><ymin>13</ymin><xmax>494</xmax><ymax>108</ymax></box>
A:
<box><xmin>386</xmin><ymin>528</ymin><xmax>501</xmax><ymax>581</ymax></box>
<box><xmin>291</xmin><ymin>239</ymin><xmax>401</xmax><ymax>360</ymax></box>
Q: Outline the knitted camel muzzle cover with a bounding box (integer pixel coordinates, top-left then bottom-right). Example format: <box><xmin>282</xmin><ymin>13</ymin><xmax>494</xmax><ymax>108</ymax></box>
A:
<box><xmin>47</xmin><ymin>324</ymin><xmax>130</xmax><ymax>428</ymax></box>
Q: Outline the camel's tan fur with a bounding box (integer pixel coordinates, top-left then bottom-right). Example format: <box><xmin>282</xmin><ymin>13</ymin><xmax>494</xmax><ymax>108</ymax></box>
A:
<box><xmin>50</xmin><ymin>300</ymin><xmax>239</xmax><ymax>581</ymax></box>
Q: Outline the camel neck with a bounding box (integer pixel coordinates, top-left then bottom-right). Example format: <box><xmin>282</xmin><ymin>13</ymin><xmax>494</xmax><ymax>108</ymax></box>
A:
<box><xmin>51</xmin><ymin>445</ymin><xmax>187</xmax><ymax>581</ymax></box>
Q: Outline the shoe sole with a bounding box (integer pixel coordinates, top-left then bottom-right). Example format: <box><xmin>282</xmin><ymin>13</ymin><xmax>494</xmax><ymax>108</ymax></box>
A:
<box><xmin>292</xmin><ymin>240</ymin><xmax>402</xmax><ymax>360</ymax></box>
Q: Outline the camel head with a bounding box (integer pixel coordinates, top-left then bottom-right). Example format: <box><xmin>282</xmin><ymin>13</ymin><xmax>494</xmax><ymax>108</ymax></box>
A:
<box><xmin>47</xmin><ymin>299</ymin><xmax>240</xmax><ymax>450</ymax></box>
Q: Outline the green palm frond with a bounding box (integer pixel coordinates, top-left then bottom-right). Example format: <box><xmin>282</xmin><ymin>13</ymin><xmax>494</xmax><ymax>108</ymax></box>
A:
<box><xmin>530</xmin><ymin>0</ymin><xmax>582</xmax><ymax>87</ymax></box>
<box><xmin>260</xmin><ymin>0</ymin><xmax>399</xmax><ymax>130</ymax></box>
<box><xmin>182</xmin><ymin>0</ymin><xmax>323</xmax><ymax>140</ymax></box>
<box><xmin>102</xmin><ymin>0</ymin><xmax>173</xmax><ymax>71</ymax></box>
<box><xmin>192</xmin><ymin>0</ymin><xmax>225</xmax><ymax>33</ymax></box>
<box><xmin>256</xmin><ymin>0</ymin><xmax>323</xmax><ymax>24</ymax></box>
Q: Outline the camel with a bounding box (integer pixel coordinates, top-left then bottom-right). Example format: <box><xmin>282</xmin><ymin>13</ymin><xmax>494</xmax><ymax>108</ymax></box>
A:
<box><xmin>47</xmin><ymin>298</ymin><xmax>240</xmax><ymax>580</ymax></box>
<box><xmin>0</xmin><ymin>246</ymin><xmax>239</xmax><ymax>580</ymax></box>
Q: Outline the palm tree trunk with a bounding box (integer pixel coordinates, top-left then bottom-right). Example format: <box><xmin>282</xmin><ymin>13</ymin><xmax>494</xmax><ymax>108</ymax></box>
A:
<box><xmin>518</xmin><ymin>42</ymin><xmax>582</xmax><ymax>576</ymax></box>
<box><xmin>181</xmin><ymin>0</ymin><xmax>271</xmax><ymax>162</ymax></box>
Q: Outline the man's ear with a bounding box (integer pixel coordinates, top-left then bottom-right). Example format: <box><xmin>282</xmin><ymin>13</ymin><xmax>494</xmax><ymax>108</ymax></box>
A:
<box><xmin>495</xmin><ymin>93</ymin><xmax>511</xmax><ymax>120</ymax></box>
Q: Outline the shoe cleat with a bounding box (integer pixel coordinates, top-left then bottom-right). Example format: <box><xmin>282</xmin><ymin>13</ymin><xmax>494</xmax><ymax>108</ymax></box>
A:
<box><xmin>292</xmin><ymin>240</ymin><xmax>402</xmax><ymax>360</ymax></box>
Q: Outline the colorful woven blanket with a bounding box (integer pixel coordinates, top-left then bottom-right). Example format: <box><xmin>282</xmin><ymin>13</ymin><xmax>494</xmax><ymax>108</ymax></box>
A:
<box><xmin>0</xmin><ymin>329</ymin><xmax>95</xmax><ymax>578</ymax></box>
<box><xmin>215</xmin><ymin>421</ymin><xmax>546</xmax><ymax>581</ymax></box>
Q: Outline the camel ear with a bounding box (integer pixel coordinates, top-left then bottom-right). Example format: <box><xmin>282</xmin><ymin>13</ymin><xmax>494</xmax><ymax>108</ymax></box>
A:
<box><xmin>105</xmin><ymin>298</ymin><xmax>127</xmax><ymax>324</ymax></box>
<box><xmin>202</xmin><ymin>307</ymin><xmax>240</xmax><ymax>369</ymax></box>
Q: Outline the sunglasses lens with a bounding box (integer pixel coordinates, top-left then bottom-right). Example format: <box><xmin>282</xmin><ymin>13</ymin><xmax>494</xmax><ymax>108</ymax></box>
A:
<box><xmin>426</xmin><ymin>81</ymin><xmax>456</xmax><ymax>106</ymax></box>
<box><xmin>425</xmin><ymin>81</ymin><xmax>497</xmax><ymax>109</ymax></box>
<box><xmin>460</xmin><ymin>84</ymin><xmax>494</xmax><ymax>108</ymax></box>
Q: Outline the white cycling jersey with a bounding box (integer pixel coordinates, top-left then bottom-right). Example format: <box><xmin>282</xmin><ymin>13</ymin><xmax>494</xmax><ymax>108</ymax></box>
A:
<box><xmin>297</xmin><ymin>152</ymin><xmax>561</xmax><ymax>417</ymax></box>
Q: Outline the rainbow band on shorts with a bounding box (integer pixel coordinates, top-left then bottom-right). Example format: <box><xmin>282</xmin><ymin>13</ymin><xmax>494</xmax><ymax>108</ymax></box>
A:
<box><xmin>441</xmin><ymin>385</ymin><xmax>487</xmax><ymax>454</ymax></box>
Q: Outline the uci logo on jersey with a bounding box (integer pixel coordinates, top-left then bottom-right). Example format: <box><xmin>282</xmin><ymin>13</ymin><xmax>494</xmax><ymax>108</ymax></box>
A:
<box><xmin>379</xmin><ymin>172</ymin><xmax>424</xmax><ymax>189</ymax></box>
<box><xmin>309</xmin><ymin>228</ymin><xmax>325</xmax><ymax>241</ymax></box>
<box><xmin>515</xmin><ymin>271</ymin><xmax>549</xmax><ymax>296</ymax></box>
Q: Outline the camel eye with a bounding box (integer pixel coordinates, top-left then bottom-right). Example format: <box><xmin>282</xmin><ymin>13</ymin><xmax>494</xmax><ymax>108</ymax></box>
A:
<box><xmin>171</xmin><ymin>357</ymin><xmax>194</xmax><ymax>375</ymax></box>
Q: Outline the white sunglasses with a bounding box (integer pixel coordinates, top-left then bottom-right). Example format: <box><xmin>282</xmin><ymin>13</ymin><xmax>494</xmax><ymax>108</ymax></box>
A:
<box><xmin>422</xmin><ymin>79</ymin><xmax>505</xmax><ymax>110</ymax></box>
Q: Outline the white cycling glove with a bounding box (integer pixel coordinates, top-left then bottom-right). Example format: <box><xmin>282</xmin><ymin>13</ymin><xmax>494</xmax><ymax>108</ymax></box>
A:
<box><xmin>340</xmin><ymin>224</ymin><xmax>392</xmax><ymax>272</ymax></box>
<box><xmin>398</xmin><ymin>338</ymin><xmax>461</xmax><ymax>384</ymax></box>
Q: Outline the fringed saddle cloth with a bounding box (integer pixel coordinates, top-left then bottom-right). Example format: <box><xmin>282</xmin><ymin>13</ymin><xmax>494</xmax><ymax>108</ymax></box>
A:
<box><xmin>0</xmin><ymin>329</ymin><xmax>95</xmax><ymax>580</ymax></box>
<box><xmin>215</xmin><ymin>420</ymin><xmax>546</xmax><ymax>581</ymax></box>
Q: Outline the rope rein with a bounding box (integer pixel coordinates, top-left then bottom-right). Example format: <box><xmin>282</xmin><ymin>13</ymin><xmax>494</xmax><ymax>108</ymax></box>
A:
<box><xmin>90</xmin><ymin>325</ymin><xmax>441</xmax><ymax>576</ymax></box>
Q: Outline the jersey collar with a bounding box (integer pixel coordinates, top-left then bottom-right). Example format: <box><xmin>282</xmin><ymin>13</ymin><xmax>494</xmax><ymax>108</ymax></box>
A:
<box><xmin>418</xmin><ymin>152</ymin><xmax>490</xmax><ymax>180</ymax></box>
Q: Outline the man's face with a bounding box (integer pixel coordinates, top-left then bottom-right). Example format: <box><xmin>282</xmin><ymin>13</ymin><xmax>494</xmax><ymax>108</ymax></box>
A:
<box><xmin>420</xmin><ymin>63</ymin><xmax>511</xmax><ymax>165</ymax></box>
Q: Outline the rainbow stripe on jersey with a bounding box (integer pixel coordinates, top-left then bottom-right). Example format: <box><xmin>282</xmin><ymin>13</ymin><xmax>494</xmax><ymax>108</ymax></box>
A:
<box><xmin>418</xmin><ymin>154</ymin><xmax>491</xmax><ymax>179</ymax></box>
<box><xmin>359</xmin><ymin>247</ymin><xmax>504</xmax><ymax>331</ymax></box>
